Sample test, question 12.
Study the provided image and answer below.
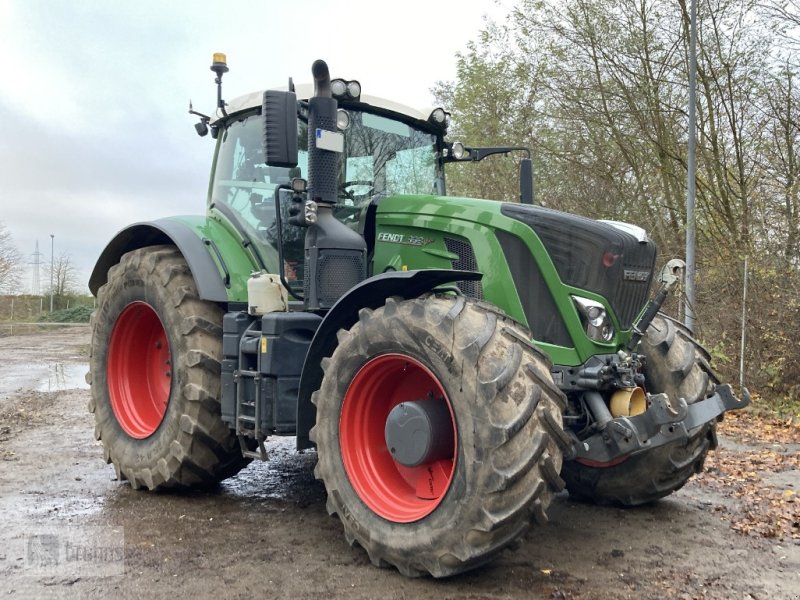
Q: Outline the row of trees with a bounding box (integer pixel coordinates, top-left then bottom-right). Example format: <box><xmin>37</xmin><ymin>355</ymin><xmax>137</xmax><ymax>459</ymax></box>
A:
<box><xmin>0</xmin><ymin>222</ymin><xmax>81</xmax><ymax>302</ymax></box>
<box><xmin>435</xmin><ymin>0</ymin><xmax>799</xmax><ymax>401</ymax></box>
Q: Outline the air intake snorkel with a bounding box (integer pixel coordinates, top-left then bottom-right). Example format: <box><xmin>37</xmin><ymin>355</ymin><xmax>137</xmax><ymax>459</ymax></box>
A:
<box><xmin>307</xmin><ymin>60</ymin><xmax>339</xmax><ymax>207</ymax></box>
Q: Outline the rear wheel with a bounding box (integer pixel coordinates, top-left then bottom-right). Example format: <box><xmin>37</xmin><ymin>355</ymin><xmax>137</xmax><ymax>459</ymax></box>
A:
<box><xmin>561</xmin><ymin>313</ymin><xmax>717</xmax><ymax>506</ymax></box>
<box><xmin>311</xmin><ymin>295</ymin><xmax>568</xmax><ymax>577</ymax></box>
<box><xmin>88</xmin><ymin>245</ymin><xmax>249</xmax><ymax>490</ymax></box>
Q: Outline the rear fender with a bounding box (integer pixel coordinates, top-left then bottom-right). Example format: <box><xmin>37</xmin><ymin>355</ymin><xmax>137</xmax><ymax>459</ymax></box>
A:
<box><xmin>88</xmin><ymin>217</ymin><xmax>261</xmax><ymax>303</ymax></box>
<box><xmin>295</xmin><ymin>268</ymin><xmax>481</xmax><ymax>449</ymax></box>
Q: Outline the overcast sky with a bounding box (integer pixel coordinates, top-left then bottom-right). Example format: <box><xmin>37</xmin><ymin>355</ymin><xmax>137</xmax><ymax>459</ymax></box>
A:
<box><xmin>0</xmin><ymin>0</ymin><xmax>510</xmax><ymax>294</ymax></box>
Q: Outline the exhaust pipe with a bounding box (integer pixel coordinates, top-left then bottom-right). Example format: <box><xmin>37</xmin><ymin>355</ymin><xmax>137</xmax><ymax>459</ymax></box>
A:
<box><xmin>307</xmin><ymin>60</ymin><xmax>337</xmax><ymax>206</ymax></box>
<box><xmin>312</xmin><ymin>59</ymin><xmax>332</xmax><ymax>98</ymax></box>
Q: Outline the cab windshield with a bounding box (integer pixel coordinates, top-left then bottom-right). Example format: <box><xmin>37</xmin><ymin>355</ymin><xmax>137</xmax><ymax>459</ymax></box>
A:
<box><xmin>210</xmin><ymin>109</ymin><xmax>441</xmax><ymax>237</ymax></box>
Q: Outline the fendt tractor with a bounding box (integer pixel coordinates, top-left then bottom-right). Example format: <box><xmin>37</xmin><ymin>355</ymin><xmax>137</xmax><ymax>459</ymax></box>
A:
<box><xmin>88</xmin><ymin>56</ymin><xmax>749</xmax><ymax>577</ymax></box>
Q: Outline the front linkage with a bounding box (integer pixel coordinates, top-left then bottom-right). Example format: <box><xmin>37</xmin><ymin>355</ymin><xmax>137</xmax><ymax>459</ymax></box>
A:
<box><xmin>570</xmin><ymin>383</ymin><xmax>749</xmax><ymax>465</ymax></box>
<box><xmin>562</xmin><ymin>258</ymin><xmax>750</xmax><ymax>466</ymax></box>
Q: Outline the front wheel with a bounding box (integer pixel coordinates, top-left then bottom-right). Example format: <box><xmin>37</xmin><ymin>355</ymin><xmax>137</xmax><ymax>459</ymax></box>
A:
<box><xmin>561</xmin><ymin>313</ymin><xmax>718</xmax><ymax>506</ymax></box>
<box><xmin>311</xmin><ymin>295</ymin><xmax>567</xmax><ymax>577</ymax></box>
<box><xmin>88</xmin><ymin>245</ymin><xmax>249</xmax><ymax>490</ymax></box>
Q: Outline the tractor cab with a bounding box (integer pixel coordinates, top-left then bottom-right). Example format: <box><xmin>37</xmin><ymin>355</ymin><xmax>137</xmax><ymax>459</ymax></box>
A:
<box><xmin>202</xmin><ymin>73</ymin><xmax>534</xmax><ymax>299</ymax></box>
<box><xmin>208</xmin><ymin>96</ymin><xmax>445</xmax><ymax>292</ymax></box>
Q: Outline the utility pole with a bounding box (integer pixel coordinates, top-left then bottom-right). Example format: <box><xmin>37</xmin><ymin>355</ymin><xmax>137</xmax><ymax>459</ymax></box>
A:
<box><xmin>685</xmin><ymin>0</ymin><xmax>698</xmax><ymax>333</ymax></box>
<box><xmin>739</xmin><ymin>257</ymin><xmax>748</xmax><ymax>391</ymax></box>
<box><xmin>31</xmin><ymin>241</ymin><xmax>42</xmax><ymax>295</ymax></box>
<box><xmin>50</xmin><ymin>234</ymin><xmax>55</xmax><ymax>313</ymax></box>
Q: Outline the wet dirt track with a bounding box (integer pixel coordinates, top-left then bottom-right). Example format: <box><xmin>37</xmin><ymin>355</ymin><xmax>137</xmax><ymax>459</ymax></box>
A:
<box><xmin>0</xmin><ymin>328</ymin><xmax>798</xmax><ymax>599</ymax></box>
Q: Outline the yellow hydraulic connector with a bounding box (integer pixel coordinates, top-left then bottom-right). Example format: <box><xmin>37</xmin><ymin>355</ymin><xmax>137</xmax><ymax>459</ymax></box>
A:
<box><xmin>610</xmin><ymin>386</ymin><xmax>647</xmax><ymax>417</ymax></box>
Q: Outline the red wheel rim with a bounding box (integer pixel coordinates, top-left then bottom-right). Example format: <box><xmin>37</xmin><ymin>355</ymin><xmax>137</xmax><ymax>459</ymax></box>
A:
<box><xmin>107</xmin><ymin>302</ymin><xmax>171</xmax><ymax>439</ymax></box>
<box><xmin>340</xmin><ymin>354</ymin><xmax>457</xmax><ymax>523</ymax></box>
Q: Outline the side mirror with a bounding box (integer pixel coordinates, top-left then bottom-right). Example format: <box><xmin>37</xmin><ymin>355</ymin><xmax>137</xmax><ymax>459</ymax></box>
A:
<box><xmin>519</xmin><ymin>157</ymin><xmax>534</xmax><ymax>205</ymax></box>
<box><xmin>262</xmin><ymin>90</ymin><xmax>298</xmax><ymax>168</ymax></box>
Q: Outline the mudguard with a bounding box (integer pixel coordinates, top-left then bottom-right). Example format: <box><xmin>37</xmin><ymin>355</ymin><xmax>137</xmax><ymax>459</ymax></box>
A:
<box><xmin>88</xmin><ymin>217</ymin><xmax>260</xmax><ymax>303</ymax></box>
<box><xmin>295</xmin><ymin>268</ymin><xmax>482</xmax><ymax>449</ymax></box>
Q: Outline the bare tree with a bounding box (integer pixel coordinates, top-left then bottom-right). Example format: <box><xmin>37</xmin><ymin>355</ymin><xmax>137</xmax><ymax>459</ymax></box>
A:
<box><xmin>46</xmin><ymin>252</ymin><xmax>80</xmax><ymax>299</ymax></box>
<box><xmin>0</xmin><ymin>222</ymin><xmax>22</xmax><ymax>294</ymax></box>
<box><xmin>762</xmin><ymin>0</ymin><xmax>800</xmax><ymax>62</ymax></box>
<box><xmin>435</xmin><ymin>0</ymin><xmax>800</xmax><ymax>398</ymax></box>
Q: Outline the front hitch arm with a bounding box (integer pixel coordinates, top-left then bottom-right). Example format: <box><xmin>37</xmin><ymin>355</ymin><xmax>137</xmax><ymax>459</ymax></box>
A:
<box><xmin>568</xmin><ymin>384</ymin><xmax>751</xmax><ymax>466</ymax></box>
<box><xmin>627</xmin><ymin>258</ymin><xmax>686</xmax><ymax>351</ymax></box>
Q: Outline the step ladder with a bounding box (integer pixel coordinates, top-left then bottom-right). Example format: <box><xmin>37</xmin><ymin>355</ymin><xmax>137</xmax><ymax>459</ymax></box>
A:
<box><xmin>234</xmin><ymin>326</ymin><xmax>268</xmax><ymax>461</ymax></box>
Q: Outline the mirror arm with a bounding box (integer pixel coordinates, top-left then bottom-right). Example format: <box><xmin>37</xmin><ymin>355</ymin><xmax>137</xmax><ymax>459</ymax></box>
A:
<box><xmin>470</xmin><ymin>146</ymin><xmax>531</xmax><ymax>161</ymax></box>
<box><xmin>442</xmin><ymin>145</ymin><xmax>531</xmax><ymax>163</ymax></box>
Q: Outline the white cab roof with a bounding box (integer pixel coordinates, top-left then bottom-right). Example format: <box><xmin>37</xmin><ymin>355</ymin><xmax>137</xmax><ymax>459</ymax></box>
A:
<box><xmin>212</xmin><ymin>83</ymin><xmax>436</xmax><ymax>125</ymax></box>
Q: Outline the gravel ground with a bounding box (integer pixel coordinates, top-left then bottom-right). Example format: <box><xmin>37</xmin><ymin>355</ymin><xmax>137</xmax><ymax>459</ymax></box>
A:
<box><xmin>0</xmin><ymin>327</ymin><xmax>797</xmax><ymax>599</ymax></box>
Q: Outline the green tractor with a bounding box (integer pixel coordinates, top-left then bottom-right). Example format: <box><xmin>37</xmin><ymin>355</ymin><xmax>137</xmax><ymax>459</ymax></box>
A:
<box><xmin>87</xmin><ymin>56</ymin><xmax>748</xmax><ymax>577</ymax></box>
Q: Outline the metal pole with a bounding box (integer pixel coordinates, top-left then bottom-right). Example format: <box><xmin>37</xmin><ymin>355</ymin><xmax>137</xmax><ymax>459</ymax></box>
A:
<box><xmin>739</xmin><ymin>256</ymin><xmax>748</xmax><ymax>391</ymax></box>
<box><xmin>49</xmin><ymin>234</ymin><xmax>54</xmax><ymax>313</ymax></box>
<box><xmin>685</xmin><ymin>0</ymin><xmax>698</xmax><ymax>333</ymax></box>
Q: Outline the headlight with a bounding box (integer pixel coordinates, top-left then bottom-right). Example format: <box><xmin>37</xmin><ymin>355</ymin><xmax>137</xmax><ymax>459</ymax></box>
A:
<box><xmin>572</xmin><ymin>296</ymin><xmax>615</xmax><ymax>343</ymax></box>
<box><xmin>430</xmin><ymin>108</ymin><xmax>446</xmax><ymax>124</ymax></box>
<box><xmin>336</xmin><ymin>109</ymin><xmax>351</xmax><ymax>130</ymax></box>
<box><xmin>429</xmin><ymin>107</ymin><xmax>451</xmax><ymax>127</ymax></box>
<box><xmin>331</xmin><ymin>79</ymin><xmax>348</xmax><ymax>97</ymax></box>
<box><xmin>451</xmin><ymin>141</ymin><xmax>467</xmax><ymax>160</ymax></box>
<box><xmin>346</xmin><ymin>80</ymin><xmax>361</xmax><ymax>99</ymax></box>
<box><xmin>331</xmin><ymin>79</ymin><xmax>361</xmax><ymax>100</ymax></box>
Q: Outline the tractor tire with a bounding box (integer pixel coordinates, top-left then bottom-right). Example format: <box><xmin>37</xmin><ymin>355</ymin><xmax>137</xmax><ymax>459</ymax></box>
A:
<box><xmin>87</xmin><ymin>245</ymin><xmax>249</xmax><ymax>490</ymax></box>
<box><xmin>310</xmin><ymin>295</ymin><xmax>568</xmax><ymax>577</ymax></box>
<box><xmin>561</xmin><ymin>313</ymin><xmax>718</xmax><ymax>506</ymax></box>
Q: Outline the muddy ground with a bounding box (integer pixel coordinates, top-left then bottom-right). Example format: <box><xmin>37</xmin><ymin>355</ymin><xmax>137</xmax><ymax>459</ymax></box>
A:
<box><xmin>0</xmin><ymin>327</ymin><xmax>797</xmax><ymax>599</ymax></box>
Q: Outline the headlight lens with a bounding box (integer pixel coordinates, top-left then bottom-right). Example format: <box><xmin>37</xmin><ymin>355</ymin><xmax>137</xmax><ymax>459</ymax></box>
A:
<box><xmin>336</xmin><ymin>109</ymin><xmax>351</xmax><ymax>130</ymax></box>
<box><xmin>572</xmin><ymin>296</ymin><xmax>615</xmax><ymax>343</ymax></box>
<box><xmin>451</xmin><ymin>141</ymin><xmax>467</xmax><ymax>160</ymax></box>
<box><xmin>346</xmin><ymin>80</ymin><xmax>361</xmax><ymax>99</ymax></box>
<box><xmin>331</xmin><ymin>79</ymin><xmax>347</xmax><ymax>97</ymax></box>
<box><xmin>428</xmin><ymin>108</ymin><xmax>451</xmax><ymax>131</ymax></box>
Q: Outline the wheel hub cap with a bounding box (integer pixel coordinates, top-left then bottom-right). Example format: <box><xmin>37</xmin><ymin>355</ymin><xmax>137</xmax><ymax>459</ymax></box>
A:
<box><xmin>339</xmin><ymin>354</ymin><xmax>457</xmax><ymax>522</ymax></box>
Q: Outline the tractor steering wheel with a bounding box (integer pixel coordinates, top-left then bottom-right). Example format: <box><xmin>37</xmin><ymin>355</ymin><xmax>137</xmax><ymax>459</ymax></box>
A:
<box><xmin>340</xmin><ymin>180</ymin><xmax>375</xmax><ymax>202</ymax></box>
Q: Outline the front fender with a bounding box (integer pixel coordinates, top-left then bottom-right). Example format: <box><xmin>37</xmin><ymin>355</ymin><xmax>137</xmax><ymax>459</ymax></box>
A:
<box><xmin>295</xmin><ymin>268</ymin><xmax>482</xmax><ymax>449</ymax></box>
<box><xmin>88</xmin><ymin>216</ymin><xmax>261</xmax><ymax>303</ymax></box>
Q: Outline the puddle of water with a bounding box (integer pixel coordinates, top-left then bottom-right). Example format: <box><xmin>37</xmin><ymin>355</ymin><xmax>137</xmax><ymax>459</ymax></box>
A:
<box><xmin>36</xmin><ymin>363</ymin><xmax>90</xmax><ymax>392</ymax></box>
<box><xmin>219</xmin><ymin>437</ymin><xmax>323</xmax><ymax>505</ymax></box>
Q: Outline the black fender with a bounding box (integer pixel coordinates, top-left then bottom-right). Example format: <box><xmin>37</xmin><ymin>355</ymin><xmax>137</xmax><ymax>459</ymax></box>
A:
<box><xmin>89</xmin><ymin>219</ymin><xmax>232</xmax><ymax>303</ymax></box>
<box><xmin>295</xmin><ymin>268</ymin><xmax>482</xmax><ymax>449</ymax></box>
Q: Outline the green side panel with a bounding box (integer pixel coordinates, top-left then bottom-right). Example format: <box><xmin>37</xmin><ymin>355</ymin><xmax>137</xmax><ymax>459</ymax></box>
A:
<box><xmin>167</xmin><ymin>214</ymin><xmax>268</xmax><ymax>303</ymax></box>
<box><xmin>372</xmin><ymin>195</ymin><xmax>629</xmax><ymax>366</ymax></box>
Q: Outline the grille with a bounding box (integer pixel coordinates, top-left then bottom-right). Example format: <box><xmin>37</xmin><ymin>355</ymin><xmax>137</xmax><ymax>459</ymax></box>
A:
<box><xmin>501</xmin><ymin>203</ymin><xmax>656</xmax><ymax>329</ymax></box>
<box><xmin>496</xmin><ymin>230</ymin><xmax>572</xmax><ymax>346</ymax></box>
<box><xmin>316</xmin><ymin>250</ymin><xmax>366</xmax><ymax>306</ymax></box>
<box><xmin>613</xmin><ymin>245</ymin><xmax>655</xmax><ymax>327</ymax></box>
<box><xmin>444</xmin><ymin>237</ymin><xmax>483</xmax><ymax>299</ymax></box>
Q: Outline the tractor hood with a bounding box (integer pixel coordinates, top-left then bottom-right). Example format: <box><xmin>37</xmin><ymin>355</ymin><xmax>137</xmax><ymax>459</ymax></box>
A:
<box><xmin>500</xmin><ymin>203</ymin><xmax>657</xmax><ymax>329</ymax></box>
